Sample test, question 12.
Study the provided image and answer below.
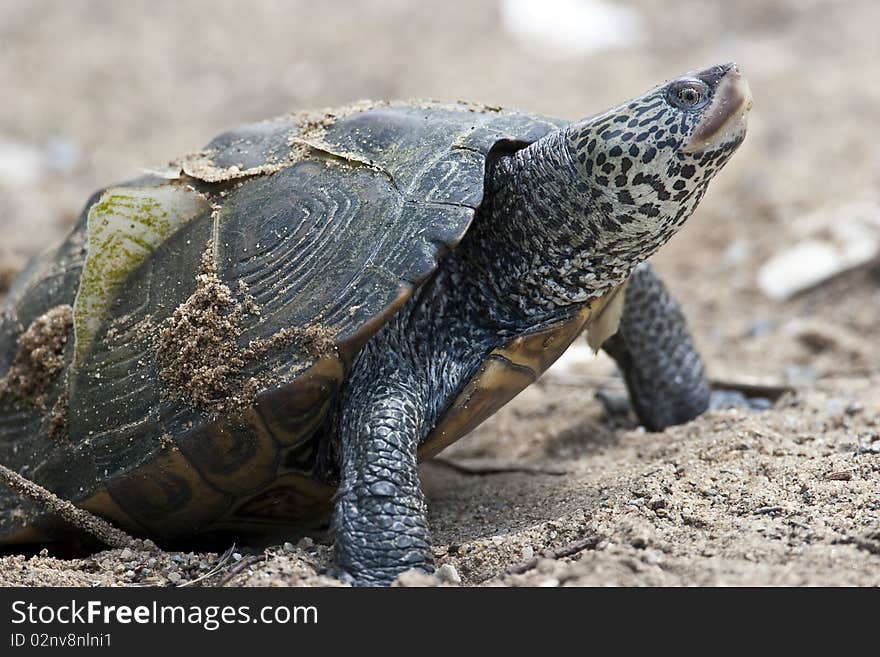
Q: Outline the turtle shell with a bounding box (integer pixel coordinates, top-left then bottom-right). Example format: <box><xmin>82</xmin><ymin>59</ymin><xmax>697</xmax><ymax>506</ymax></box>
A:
<box><xmin>0</xmin><ymin>101</ymin><xmax>603</xmax><ymax>543</ymax></box>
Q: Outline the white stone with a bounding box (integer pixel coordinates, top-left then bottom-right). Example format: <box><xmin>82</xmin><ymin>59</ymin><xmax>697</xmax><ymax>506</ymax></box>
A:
<box><xmin>435</xmin><ymin>563</ymin><xmax>462</xmax><ymax>585</ymax></box>
<box><xmin>499</xmin><ymin>0</ymin><xmax>644</xmax><ymax>60</ymax></box>
<box><xmin>758</xmin><ymin>202</ymin><xmax>880</xmax><ymax>301</ymax></box>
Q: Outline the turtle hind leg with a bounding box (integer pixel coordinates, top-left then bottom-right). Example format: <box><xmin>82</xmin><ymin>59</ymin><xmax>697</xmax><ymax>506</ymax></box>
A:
<box><xmin>332</xmin><ymin>350</ymin><xmax>435</xmax><ymax>587</ymax></box>
<box><xmin>600</xmin><ymin>262</ymin><xmax>713</xmax><ymax>431</ymax></box>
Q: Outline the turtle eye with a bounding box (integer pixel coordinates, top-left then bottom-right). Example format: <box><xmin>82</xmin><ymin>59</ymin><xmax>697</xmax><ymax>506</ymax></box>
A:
<box><xmin>667</xmin><ymin>79</ymin><xmax>710</xmax><ymax>110</ymax></box>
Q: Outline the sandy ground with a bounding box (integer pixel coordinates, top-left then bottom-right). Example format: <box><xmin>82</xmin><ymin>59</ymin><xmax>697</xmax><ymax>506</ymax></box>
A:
<box><xmin>0</xmin><ymin>0</ymin><xmax>878</xmax><ymax>586</ymax></box>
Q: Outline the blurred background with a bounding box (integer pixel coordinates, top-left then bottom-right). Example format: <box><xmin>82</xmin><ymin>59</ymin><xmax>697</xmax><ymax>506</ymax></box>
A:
<box><xmin>1</xmin><ymin>0</ymin><xmax>879</xmax><ymax>381</ymax></box>
<box><xmin>2</xmin><ymin>0</ymin><xmax>880</xmax><ymax>588</ymax></box>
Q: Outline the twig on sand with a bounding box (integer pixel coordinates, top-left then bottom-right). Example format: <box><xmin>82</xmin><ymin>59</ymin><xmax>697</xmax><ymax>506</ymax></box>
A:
<box><xmin>179</xmin><ymin>544</ymin><xmax>237</xmax><ymax>587</ymax></box>
<box><xmin>431</xmin><ymin>457</ymin><xmax>568</xmax><ymax>477</ymax></box>
<box><xmin>709</xmin><ymin>378</ymin><xmax>793</xmax><ymax>401</ymax></box>
<box><xmin>505</xmin><ymin>534</ymin><xmax>601</xmax><ymax>576</ymax></box>
<box><xmin>541</xmin><ymin>373</ymin><xmax>626</xmax><ymax>389</ymax></box>
<box><xmin>217</xmin><ymin>554</ymin><xmax>264</xmax><ymax>587</ymax></box>
<box><xmin>0</xmin><ymin>462</ymin><xmax>152</xmax><ymax>552</ymax></box>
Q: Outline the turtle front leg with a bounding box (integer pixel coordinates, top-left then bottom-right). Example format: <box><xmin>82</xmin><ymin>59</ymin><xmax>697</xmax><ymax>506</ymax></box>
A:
<box><xmin>333</xmin><ymin>363</ymin><xmax>434</xmax><ymax>587</ymax></box>
<box><xmin>600</xmin><ymin>263</ymin><xmax>768</xmax><ymax>430</ymax></box>
<box><xmin>600</xmin><ymin>262</ymin><xmax>769</xmax><ymax>431</ymax></box>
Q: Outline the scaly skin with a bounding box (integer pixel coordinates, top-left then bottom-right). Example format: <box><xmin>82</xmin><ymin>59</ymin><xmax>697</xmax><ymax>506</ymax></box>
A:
<box><xmin>332</xmin><ymin>236</ymin><xmax>532</xmax><ymax>585</ymax></box>
<box><xmin>602</xmin><ymin>262</ymin><xmax>712</xmax><ymax>431</ymax></box>
<box><xmin>333</xmin><ymin>63</ymin><xmax>752</xmax><ymax>585</ymax></box>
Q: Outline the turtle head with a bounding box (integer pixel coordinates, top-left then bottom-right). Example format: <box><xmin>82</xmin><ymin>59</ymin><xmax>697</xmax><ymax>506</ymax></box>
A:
<box><xmin>478</xmin><ymin>64</ymin><xmax>751</xmax><ymax>314</ymax></box>
<box><xmin>564</xmin><ymin>62</ymin><xmax>752</xmax><ymax>249</ymax></box>
<box><xmin>675</xmin><ymin>63</ymin><xmax>753</xmax><ymax>154</ymax></box>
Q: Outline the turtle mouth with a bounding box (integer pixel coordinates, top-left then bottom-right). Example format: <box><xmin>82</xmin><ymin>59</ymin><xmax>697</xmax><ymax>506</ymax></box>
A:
<box><xmin>683</xmin><ymin>63</ymin><xmax>752</xmax><ymax>153</ymax></box>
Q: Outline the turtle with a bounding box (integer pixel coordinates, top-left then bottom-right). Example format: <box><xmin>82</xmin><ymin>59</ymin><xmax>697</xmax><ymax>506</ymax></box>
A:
<box><xmin>0</xmin><ymin>63</ymin><xmax>752</xmax><ymax>585</ymax></box>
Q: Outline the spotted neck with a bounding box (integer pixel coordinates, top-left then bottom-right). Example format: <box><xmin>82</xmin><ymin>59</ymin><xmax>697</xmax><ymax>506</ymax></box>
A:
<box><xmin>470</xmin><ymin>126</ymin><xmax>684</xmax><ymax>320</ymax></box>
<box><xmin>459</xmin><ymin>63</ymin><xmax>750</xmax><ymax>323</ymax></box>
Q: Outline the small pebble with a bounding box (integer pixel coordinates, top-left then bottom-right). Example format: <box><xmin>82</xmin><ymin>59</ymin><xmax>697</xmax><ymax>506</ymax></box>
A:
<box><xmin>755</xmin><ymin>505</ymin><xmax>784</xmax><ymax>515</ymax></box>
<box><xmin>642</xmin><ymin>549</ymin><xmax>664</xmax><ymax>566</ymax></box>
<box><xmin>521</xmin><ymin>546</ymin><xmax>534</xmax><ymax>560</ymax></box>
<box><xmin>435</xmin><ymin>564</ymin><xmax>461</xmax><ymax>585</ymax></box>
<box><xmin>282</xmin><ymin>542</ymin><xmax>295</xmax><ymax>553</ymax></box>
<box><xmin>167</xmin><ymin>572</ymin><xmax>181</xmax><ymax>583</ymax></box>
<box><xmin>648</xmin><ymin>497</ymin><xmax>668</xmax><ymax>510</ymax></box>
<box><xmin>120</xmin><ymin>548</ymin><xmax>132</xmax><ymax>560</ymax></box>
<box><xmin>232</xmin><ymin>552</ymin><xmax>242</xmax><ymax>562</ymax></box>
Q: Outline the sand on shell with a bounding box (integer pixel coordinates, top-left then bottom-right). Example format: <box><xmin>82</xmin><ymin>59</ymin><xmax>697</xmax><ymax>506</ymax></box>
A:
<box><xmin>156</xmin><ymin>244</ymin><xmax>336</xmax><ymax>416</ymax></box>
<box><xmin>0</xmin><ymin>305</ymin><xmax>73</xmax><ymax>411</ymax></box>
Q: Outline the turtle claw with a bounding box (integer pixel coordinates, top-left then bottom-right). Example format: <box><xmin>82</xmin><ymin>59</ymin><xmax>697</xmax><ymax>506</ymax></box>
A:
<box><xmin>596</xmin><ymin>387</ymin><xmax>772</xmax><ymax>430</ymax></box>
